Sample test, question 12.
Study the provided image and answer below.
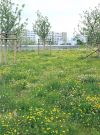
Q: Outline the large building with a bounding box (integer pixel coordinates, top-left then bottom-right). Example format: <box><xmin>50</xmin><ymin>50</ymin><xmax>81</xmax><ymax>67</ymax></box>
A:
<box><xmin>22</xmin><ymin>30</ymin><xmax>67</xmax><ymax>45</ymax></box>
<box><xmin>62</xmin><ymin>32</ymin><xmax>67</xmax><ymax>45</ymax></box>
<box><xmin>22</xmin><ymin>30</ymin><xmax>36</xmax><ymax>41</ymax></box>
<box><xmin>48</xmin><ymin>32</ymin><xmax>67</xmax><ymax>45</ymax></box>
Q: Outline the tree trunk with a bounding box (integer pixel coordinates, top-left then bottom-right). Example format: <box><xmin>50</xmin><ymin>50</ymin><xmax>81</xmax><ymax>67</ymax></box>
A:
<box><xmin>0</xmin><ymin>42</ymin><xmax>2</xmax><ymax>64</ymax></box>
<box><xmin>38</xmin><ymin>39</ymin><xmax>40</xmax><ymax>55</ymax></box>
<box><xmin>97</xmin><ymin>45</ymin><xmax>100</xmax><ymax>57</ymax></box>
<box><xmin>14</xmin><ymin>40</ymin><xmax>17</xmax><ymax>64</ymax></box>
<box><xmin>49</xmin><ymin>40</ymin><xmax>51</xmax><ymax>55</ymax></box>
<box><xmin>16</xmin><ymin>40</ymin><xmax>21</xmax><ymax>52</ymax></box>
<box><xmin>19</xmin><ymin>42</ymin><xmax>22</xmax><ymax>52</ymax></box>
<box><xmin>3</xmin><ymin>40</ymin><xmax>7</xmax><ymax>64</ymax></box>
<box><xmin>43</xmin><ymin>39</ymin><xmax>45</xmax><ymax>50</ymax></box>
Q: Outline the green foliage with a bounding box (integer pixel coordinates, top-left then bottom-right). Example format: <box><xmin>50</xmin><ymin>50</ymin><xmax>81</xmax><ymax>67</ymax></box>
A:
<box><xmin>33</xmin><ymin>11</ymin><xmax>51</xmax><ymax>46</ymax></box>
<box><xmin>73</xmin><ymin>34</ymin><xmax>85</xmax><ymax>45</ymax></box>
<box><xmin>0</xmin><ymin>49</ymin><xmax>100</xmax><ymax>134</ymax></box>
<box><xmin>79</xmin><ymin>4</ymin><xmax>100</xmax><ymax>47</ymax></box>
<box><xmin>0</xmin><ymin>0</ymin><xmax>27</xmax><ymax>40</ymax></box>
<box><xmin>0</xmin><ymin>0</ymin><xmax>28</xmax><ymax>64</ymax></box>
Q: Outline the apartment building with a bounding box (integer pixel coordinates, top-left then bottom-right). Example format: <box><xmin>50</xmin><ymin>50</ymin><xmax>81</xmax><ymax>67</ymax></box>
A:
<box><xmin>62</xmin><ymin>32</ymin><xmax>67</xmax><ymax>45</ymax></box>
<box><xmin>22</xmin><ymin>30</ymin><xmax>67</xmax><ymax>45</ymax></box>
<box><xmin>48</xmin><ymin>32</ymin><xmax>67</xmax><ymax>45</ymax></box>
<box><xmin>22</xmin><ymin>30</ymin><xmax>36</xmax><ymax>41</ymax></box>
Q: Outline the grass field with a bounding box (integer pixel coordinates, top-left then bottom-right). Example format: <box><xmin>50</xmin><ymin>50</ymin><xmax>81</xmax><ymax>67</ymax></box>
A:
<box><xmin>0</xmin><ymin>49</ymin><xmax>100</xmax><ymax>135</ymax></box>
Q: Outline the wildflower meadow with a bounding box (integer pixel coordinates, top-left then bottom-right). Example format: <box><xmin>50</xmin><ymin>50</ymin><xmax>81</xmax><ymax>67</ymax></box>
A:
<box><xmin>0</xmin><ymin>49</ymin><xmax>100</xmax><ymax>135</ymax></box>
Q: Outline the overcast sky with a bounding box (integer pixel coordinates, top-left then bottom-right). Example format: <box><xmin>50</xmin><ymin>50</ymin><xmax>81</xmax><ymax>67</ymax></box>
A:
<box><xmin>14</xmin><ymin>0</ymin><xmax>100</xmax><ymax>39</ymax></box>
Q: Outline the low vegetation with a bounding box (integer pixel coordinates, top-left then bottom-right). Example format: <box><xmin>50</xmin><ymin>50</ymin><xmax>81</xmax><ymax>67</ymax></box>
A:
<box><xmin>0</xmin><ymin>49</ymin><xmax>100</xmax><ymax>135</ymax></box>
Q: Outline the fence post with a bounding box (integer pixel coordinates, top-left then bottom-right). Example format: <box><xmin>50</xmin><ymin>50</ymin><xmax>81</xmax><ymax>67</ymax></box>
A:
<box><xmin>14</xmin><ymin>40</ymin><xmax>17</xmax><ymax>64</ymax></box>
<box><xmin>38</xmin><ymin>39</ymin><xmax>40</xmax><ymax>55</ymax></box>
<box><xmin>50</xmin><ymin>39</ymin><xmax>51</xmax><ymax>55</ymax></box>
<box><xmin>0</xmin><ymin>39</ymin><xmax>2</xmax><ymax>64</ymax></box>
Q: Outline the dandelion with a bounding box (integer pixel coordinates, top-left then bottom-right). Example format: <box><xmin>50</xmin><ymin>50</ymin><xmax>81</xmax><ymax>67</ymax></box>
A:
<box><xmin>47</xmin><ymin>127</ymin><xmax>50</xmax><ymax>131</ymax></box>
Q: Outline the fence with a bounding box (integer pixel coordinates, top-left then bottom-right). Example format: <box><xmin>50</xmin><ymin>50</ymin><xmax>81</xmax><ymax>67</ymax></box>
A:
<box><xmin>16</xmin><ymin>45</ymin><xmax>79</xmax><ymax>51</ymax></box>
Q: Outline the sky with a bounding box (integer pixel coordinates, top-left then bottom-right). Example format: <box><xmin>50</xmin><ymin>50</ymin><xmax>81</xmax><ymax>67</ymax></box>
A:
<box><xmin>14</xmin><ymin>0</ymin><xmax>100</xmax><ymax>39</ymax></box>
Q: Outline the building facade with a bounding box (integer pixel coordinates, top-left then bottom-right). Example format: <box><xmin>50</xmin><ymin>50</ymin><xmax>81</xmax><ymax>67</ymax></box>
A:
<box><xmin>48</xmin><ymin>31</ymin><xmax>67</xmax><ymax>45</ymax></box>
<box><xmin>22</xmin><ymin>30</ymin><xmax>67</xmax><ymax>45</ymax></box>
<box><xmin>22</xmin><ymin>30</ymin><xmax>36</xmax><ymax>41</ymax></box>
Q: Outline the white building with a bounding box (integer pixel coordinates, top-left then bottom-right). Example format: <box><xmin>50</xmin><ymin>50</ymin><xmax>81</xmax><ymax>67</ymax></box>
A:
<box><xmin>48</xmin><ymin>32</ymin><xmax>67</xmax><ymax>45</ymax></box>
<box><xmin>22</xmin><ymin>30</ymin><xmax>67</xmax><ymax>45</ymax></box>
<box><xmin>22</xmin><ymin>30</ymin><xmax>36</xmax><ymax>41</ymax></box>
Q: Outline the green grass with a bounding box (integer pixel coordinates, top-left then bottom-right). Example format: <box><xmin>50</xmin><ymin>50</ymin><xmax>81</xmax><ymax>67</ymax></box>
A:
<box><xmin>0</xmin><ymin>49</ymin><xmax>100</xmax><ymax>135</ymax></box>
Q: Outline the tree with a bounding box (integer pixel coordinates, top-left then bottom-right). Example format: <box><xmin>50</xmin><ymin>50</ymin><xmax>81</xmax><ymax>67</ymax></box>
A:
<box><xmin>33</xmin><ymin>11</ymin><xmax>51</xmax><ymax>48</ymax></box>
<box><xmin>73</xmin><ymin>33</ymin><xmax>85</xmax><ymax>45</ymax></box>
<box><xmin>78</xmin><ymin>4</ymin><xmax>100</xmax><ymax>55</ymax></box>
<box><xmin>0</xmin><ymin>0</ymin><xmax>27</xmax><ymax>64</ymax></box>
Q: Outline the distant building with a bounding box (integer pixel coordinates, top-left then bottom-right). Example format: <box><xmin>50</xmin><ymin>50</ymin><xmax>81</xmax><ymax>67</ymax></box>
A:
<box><xmin>54</xmin><ymin>32</ymin><xmax>63</xmax><ymax>45</ymax></box>
<box><xmin>62</xmin><ymin>32</ymin><xmax>67</xmax><ymax>45</ymax></box>
<box><xmin>22</xmin><ymin>30</ymin><xmax>67</xmax><ymax>45</ymax></box>
<box><xmin>22</xmin><ymin>30</ymin><xmax>36</xmax><ymax>41</ymax></box>
<box><xmin>48</xmin><ymin>32</ymin><xmax>67</xmax><ymax>45</ymax></box>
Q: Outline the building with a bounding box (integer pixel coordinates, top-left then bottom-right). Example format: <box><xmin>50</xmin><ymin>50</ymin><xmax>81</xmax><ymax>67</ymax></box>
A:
<box><xmin>48</xmin><ymin>32</ymin><xmax>67</xmax><ymax>45</ymax></box>
<box><xmin>62</xmin><ymin>32</ymin><xmax>67</xmax><ymax>45</ymax></box>
<box><xmin>22</xmin><ymin>30</ymin><xmax>36</xmax><ymax>41</ymax></box>
<box><xmin>22</xmin><ymin>30</ymin><xmax>67</xmax><ymax>45</ymax></box>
